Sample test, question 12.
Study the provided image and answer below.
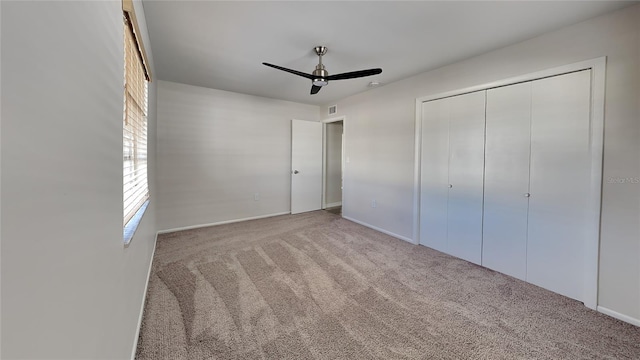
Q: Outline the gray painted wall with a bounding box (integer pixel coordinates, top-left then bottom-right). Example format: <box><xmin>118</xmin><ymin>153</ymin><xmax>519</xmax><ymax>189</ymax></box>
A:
<box><xmin>1</xmin><ymin>1</ymin><xmax>157</xmax><ymax>358</ymax></box>
<box><xmin>324</xmin><ymin>5</ymin><xmax>640</xmax><ymax>322</ymax></box>
<box><xmin>156</xmin><ymin>81</ymin><xmax>320</xmax><ymax>231</ymax></box>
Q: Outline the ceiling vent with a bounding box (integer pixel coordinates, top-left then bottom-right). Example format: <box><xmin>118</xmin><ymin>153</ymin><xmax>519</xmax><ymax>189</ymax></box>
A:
<box><xmin>328</xmin><ymin>104</ymin><xmax>337</xmax><ymax>115</ymax></box>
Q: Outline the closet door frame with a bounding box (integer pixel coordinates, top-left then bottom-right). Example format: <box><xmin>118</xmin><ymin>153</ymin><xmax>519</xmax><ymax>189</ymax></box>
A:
<box><xmin>413</xmin><ymin>57</ymin><xmax>606</xmax><ymax>310</ymax></box>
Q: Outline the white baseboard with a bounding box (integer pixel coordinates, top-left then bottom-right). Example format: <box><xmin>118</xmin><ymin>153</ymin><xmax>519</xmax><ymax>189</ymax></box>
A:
<box><xmin>130</xmin><ymin>232</ymin><xmax>158</xmax><ymax>360</ymax></box>
<box><xmin>342</xmin><ymin>216</ymin><xmax>416</xmax><ymax>244</ymax></box>
<box><xmin>157</xmin><ymin>212</ymin><xmax>291</xmax><ymax>234</ymax></box>
<box><xmin>597</xmin><ymin>306</ymin><xmax>640</xmax><ymax>327</ymax></box>
<box><xmin>325</xmin><ymin>201</ymin><xmax>342</xmax><ymax>208</ymax></box>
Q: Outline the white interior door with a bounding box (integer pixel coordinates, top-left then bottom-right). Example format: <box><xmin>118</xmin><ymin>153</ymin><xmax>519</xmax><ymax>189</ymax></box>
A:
<box><xmin>291</xmin><ymin>119</ymin><xmax>322</xmax><ymax>214</ymax></box>
<box><xmin>420</xmin><ymin>98</ymin><xmax>450</xmax><ymax>252</ymax></box>
<box><xmin>483</xmin><ymin>82</ymin><xmax>532</xmax><ymax>280</ymax></box>
<box><xmin>527</xmin><ymin>70</ymin><xmax>592</xmax><ymax>301</ymax></box>
<box><xmin>446</xmin><ymin>91</ymin><xmax>486</xmax><ymax>265</ymax></box>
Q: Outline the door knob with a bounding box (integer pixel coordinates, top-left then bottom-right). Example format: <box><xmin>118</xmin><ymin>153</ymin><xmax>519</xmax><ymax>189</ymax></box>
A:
<box><xmin>448</xmin><ymin>184</ymin><xmax>453</xmax><ymax>188</ymax></box>
<box><xmin>524</xmin><ymin>193</ymin><xmax>530</xmax><ymax>197</ymax></box>
<box><xmin>293</xmin><ymin>170</ymin><xmax>299</xmax><ymax>174</ymax></box>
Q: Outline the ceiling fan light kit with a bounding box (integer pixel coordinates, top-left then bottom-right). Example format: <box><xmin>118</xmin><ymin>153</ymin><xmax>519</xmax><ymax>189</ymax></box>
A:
<box><xmin>263</xmin><ymin>46</ymin><xmax>382</xmax><ymax>95</ymax></box>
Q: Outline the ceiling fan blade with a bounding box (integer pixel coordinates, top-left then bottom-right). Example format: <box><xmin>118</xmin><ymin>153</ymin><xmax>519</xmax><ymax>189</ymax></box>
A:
<box><xmin>311</xmin><ymin>85</ymin><xmax>322</xmax><ymax>95</ymax></box>
<box><xmin>262</xmin><ymin>62</ymin><xmax>314</xmax><ymax>80</ymax></box>
<box><xmin>326</xmin><ymin>68</ymin><xmax>382</xmax><ymax>81</ymax></box>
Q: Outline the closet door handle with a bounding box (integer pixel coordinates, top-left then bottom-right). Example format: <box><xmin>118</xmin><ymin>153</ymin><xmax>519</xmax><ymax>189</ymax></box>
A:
<box><xmin>524</xmin><ymin>193</ymin><xmax>530</xmax><ymax>197</ymax></box>
<box><xmin>448</xmin><ymin>184</ymin><xmax>453</xmax><ymax>189</ymax></box>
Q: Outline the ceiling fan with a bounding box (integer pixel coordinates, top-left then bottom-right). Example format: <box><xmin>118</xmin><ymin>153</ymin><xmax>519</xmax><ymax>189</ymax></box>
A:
<box><xmin>263</xmin><ymin>46</ymin><xmax>382</xmax><ymax>95</ymax></box>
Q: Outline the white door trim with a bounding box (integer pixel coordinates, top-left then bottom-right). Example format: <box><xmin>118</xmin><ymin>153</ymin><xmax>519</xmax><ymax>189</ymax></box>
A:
<box><xmin>413</xmin><ymin>57</ymin><xmax>606</xmax><ymax>310</ymax></box>
<box><xmin>322</xmin><ymin>116</ymin><xmax>346</xmax><ymax>212</ymax></box>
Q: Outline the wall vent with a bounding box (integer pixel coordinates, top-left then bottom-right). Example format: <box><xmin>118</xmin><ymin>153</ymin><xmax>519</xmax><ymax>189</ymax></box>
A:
<box><xmin>328</xmin><ymin>105</ymin><xmax>337</xmax><ymax>115</ymax></box>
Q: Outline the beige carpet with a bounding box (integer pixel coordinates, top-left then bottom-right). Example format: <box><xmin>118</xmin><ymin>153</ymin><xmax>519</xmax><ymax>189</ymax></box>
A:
<box><xmin>136</xmin><ymin>211</ymin><xmax>640</xmax><ymax>359</ymax></box>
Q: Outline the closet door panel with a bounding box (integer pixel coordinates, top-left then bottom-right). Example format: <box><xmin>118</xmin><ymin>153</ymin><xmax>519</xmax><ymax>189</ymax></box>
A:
<box><xmin>420</xmin><ymin>99</ymin><xmax>450</xmax><ymax>252</ymax></box>
<box><xmin>527</xmin><ymin>70</ymin><xmax>592</xmax><ymax>301</ymax></box>
<box><xmin>483</xmin><ymin>83</ymin><xmax>532</xmax><ymax>280</ymax></box>
<box><xmin>446</xmin><ymin>91</ymin><xmax>486</xmax><ymax>265</ymax></box>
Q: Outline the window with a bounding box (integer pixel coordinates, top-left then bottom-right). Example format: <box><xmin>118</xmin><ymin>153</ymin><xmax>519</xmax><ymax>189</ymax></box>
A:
<box><xmin>123</xmin><ymin>0</ymin><xmax>151</xmax><ymax>239</ymax></box>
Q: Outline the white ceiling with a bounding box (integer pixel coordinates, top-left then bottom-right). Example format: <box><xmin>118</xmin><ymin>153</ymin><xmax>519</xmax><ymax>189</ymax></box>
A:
<box><xmin>142</xmin><ymin>1</ymin><xmax>634</xmax><ymax>105</ymax></box>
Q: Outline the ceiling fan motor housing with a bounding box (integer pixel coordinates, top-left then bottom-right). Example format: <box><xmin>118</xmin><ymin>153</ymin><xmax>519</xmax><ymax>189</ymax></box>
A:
<box><xmin>312</xmin><ymin>64</ymin><xmax>328</xmax><ymax>86</ymax></box>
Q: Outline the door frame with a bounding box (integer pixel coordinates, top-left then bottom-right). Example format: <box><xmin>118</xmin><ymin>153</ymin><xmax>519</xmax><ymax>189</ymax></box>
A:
<box><xmin>413</xmin><ymin>57</ymin><xmax>606</xmax><ymax>310</ymax></box>
<box><xmin>321</xmin><ymin>116</ymin><xmax>346</xmax><ymax>212</ymax></box>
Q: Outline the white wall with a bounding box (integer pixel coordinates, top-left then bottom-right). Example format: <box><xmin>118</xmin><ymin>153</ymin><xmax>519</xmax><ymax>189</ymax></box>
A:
<box><xmin>325</xmin><ymin>5</ymin><xmax>640</xmax><ymax>322</ymax></box>
<box><xmin>157</xmin><ymin>81</ymin><xmax>320</xmax><ymax>231</ymax></box>
<box><xmin>325</xmin><ymin>121</ymin><xmax>343</xmax><ymax>206</ymax></box>
<box><xmin>0</xmin><ymin>3</ymin><xmax>3</xmax><ymax>354</ymax></box>
<box><xmin>1</xmin><ymin>1</ymin><xmax>158</xmax><ymax>358</ymax></box>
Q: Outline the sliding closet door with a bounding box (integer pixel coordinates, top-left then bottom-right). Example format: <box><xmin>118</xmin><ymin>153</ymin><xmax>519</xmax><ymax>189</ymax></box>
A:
<box><xmin>483</xmin><ymin>83</ymin><xmax>532</xmax><ymax>280</ymax></box>
<box><xmin>527</xmin><ymin>70</ymin><xmax>592</xmax><ymax>301</ymax></box>
<box><xmin>420</xmin><ymin>98</ymin><xmax>449</xmax><ymax>252</ymax></box>
<box><xmin>446</xmin><ymin>91</ymin><xmax>486</xmax><ymax>265</ymax></box>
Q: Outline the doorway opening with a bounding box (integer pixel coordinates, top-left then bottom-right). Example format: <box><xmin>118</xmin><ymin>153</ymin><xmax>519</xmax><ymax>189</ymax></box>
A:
<box><xmin>322</xmin><ymin>117</ymin><xmax>345</xmax><ymax>216</ymax></box>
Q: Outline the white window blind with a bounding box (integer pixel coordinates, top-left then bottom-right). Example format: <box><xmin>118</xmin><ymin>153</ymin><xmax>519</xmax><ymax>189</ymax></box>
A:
<box><xmin>123</xmin><ymin>17</ymin><xmax>149</xmax><ymax>226</ymax></box>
